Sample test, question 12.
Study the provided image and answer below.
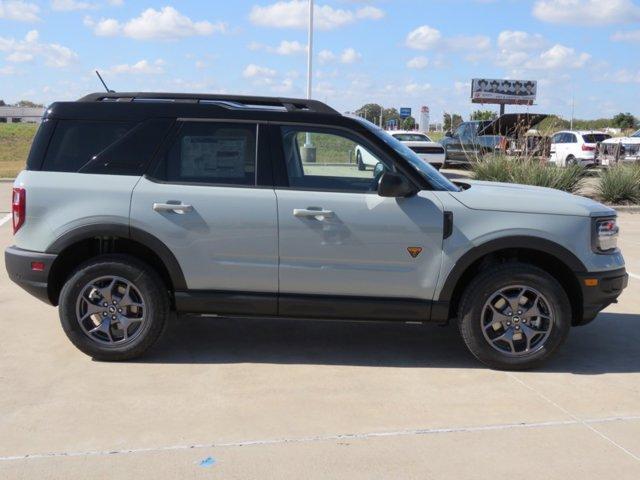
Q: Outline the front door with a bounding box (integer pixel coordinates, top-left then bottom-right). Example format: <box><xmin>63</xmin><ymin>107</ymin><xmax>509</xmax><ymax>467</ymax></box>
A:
<box><xmin>130</xmin><ymin>121</ymin><xmax>278</xmax><ymax>296</ymax></box>
<box><xmin>272</xmin><ymin>125</ymin><xmax>444</xmax><ymax>317</ymax></box>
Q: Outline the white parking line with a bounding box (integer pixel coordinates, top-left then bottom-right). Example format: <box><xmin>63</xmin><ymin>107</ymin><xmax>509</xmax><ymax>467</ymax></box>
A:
<box><xmin>1</xmin><ymin>415</ymin><xmax>640</xmax><ymax>462</ymax></box>
<box><xmin>0</xmin><ymin>213</ymin><xmax>11</xmax><ymax>227</ymax></box>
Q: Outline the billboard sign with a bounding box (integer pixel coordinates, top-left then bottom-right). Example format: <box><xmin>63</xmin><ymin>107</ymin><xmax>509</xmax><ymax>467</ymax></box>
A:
<box><xmin>399</xmin><ymin>107</ymin><xmax>412</xmax><ymax>118</ymax></box>
<box><xmin>471</xmin><ymin>78</ymin><xmax>537</xmax><ymax>105</ymax></box>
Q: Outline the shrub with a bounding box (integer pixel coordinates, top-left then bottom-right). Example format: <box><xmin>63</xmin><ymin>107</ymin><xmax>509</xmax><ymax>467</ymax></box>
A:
<box><xmin>471</xmin><ymin>155</ymin><xmax>586</xmax><ymax>193</ymax></box>
<box><xmin>597</xmin><ymin>165</ymin><xmax>640</xmax><ymax>205</ymax></box>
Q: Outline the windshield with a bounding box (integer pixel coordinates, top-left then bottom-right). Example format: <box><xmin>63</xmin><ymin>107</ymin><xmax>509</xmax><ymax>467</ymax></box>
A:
<box><xmin>632</xmin><ymin>130</ymin><xmax>640</xmax><ymax>138</ymax></box>
<box><xmin>392</xmin><ymin>133</ymin><xmax>432</xmax><ymax>142</ymax></box>
<box><xmin>582</xmin><ymin>134</ymin><xmax>610</xmax><ymax>143</ymax></box>
<box><xmin>351</xmin><ymin>116</ymin><xmax>459</xmax><ymax>192</ymax></box>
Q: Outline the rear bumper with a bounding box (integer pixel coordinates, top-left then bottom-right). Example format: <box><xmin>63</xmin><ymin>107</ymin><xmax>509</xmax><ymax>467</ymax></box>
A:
<box><xmin>4</xmin><ymin>245</ymin><xmax>57</xmax><ymax>305</ymax></box>
<box><xmin>576</xmin><ymin>267</ymin><xmax>628</xmax><ymax>325</ymax></box>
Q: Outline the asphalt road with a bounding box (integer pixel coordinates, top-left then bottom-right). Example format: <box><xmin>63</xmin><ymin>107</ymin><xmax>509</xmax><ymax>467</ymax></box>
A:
<box><xmin>1</xmin><ymin>182</ymin><xmax>639</xmax><ymax>479</ymax></box>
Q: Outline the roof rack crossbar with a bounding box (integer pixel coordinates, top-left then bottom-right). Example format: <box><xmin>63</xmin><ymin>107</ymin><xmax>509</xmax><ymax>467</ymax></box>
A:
<box><xmin>77</xmin><ymin>92</ymin><xmax>339</xmax><ymax>114</ymax></box>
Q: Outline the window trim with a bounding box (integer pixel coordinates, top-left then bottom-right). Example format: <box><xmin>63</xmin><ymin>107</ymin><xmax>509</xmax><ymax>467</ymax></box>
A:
<box><xmin>145</xmin><ymin>119</ymin><xmax>261</xmax><ymax>188</ymax></box>
<box><xmin>274</xmin><ymin>124</ymin><xmax>398</xmax><ymax>194</ymax></box>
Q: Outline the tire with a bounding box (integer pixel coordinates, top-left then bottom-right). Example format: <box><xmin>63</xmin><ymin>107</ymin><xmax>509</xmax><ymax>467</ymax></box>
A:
<box><xmin>58</xmin><ymin>254</ymin><xmax>170</xmax><ymax>361</ymax></box>
<box><xmin>356</xmin><ymin>150</ymin><xmax>365</xmax><ymax>171</ymax></box>
<box><xmin>566</xmin><ymin>155</ymin><xmax>576</xmax><ymax>167</ymax></box>
<box><xmin>457</xmin><ymin>262</ymin><xmax>571</xmax><ymax>370</ymax></box>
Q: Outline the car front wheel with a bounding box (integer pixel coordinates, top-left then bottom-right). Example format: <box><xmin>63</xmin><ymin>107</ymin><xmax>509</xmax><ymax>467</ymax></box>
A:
<box><xmin>58</xmin><ymin>254</ymin><xmax>170</xmax><ymax>361</ymax></box>
<box><xmin>457</xmin><ymin>262</ymin><xmax>571</xmax><ymax>370</ymax></box>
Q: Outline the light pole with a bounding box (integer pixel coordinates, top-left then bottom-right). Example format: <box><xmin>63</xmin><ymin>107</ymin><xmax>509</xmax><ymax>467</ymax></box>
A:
<box><xmin>302</xmin><ymin>0</ymin><xmax>317</xmax><ymax>163</ymax></box>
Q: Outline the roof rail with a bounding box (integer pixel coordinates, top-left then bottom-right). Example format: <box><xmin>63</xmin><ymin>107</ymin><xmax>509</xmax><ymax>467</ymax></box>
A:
<box><xmin>77</xmin><ymin>92</ymin><xmax>339</xmax><ymax>115</ymax></box>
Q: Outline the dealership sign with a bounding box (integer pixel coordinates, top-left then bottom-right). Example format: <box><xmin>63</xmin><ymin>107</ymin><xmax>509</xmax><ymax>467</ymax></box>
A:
<box><xmin>399</xmin><ymin>107</ymin><xmax>412</xmax><ymax>118</ymax></box>
<box><xmin>471</xmin><ymin>78</ymin><xmax>537</xmax><ymax>105</ymax></box>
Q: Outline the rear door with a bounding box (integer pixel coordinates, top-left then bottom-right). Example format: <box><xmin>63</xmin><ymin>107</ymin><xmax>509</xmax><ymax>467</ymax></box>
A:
<box><xmin>549</xmin><ymin>133</ymin><xmax>563</xmax><ymax>164</ymax></box>
<box><xmin>130</xmin><ymin>120</ymin><xmax>278</xmax><ymax>298</ymax></box>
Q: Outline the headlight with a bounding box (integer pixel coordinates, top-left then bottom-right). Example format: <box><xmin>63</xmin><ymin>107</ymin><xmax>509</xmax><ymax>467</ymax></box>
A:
<box><xmin>593</xmin><ymin>218</ymin><xmax>619</xmax><ymax>252</ymax></box>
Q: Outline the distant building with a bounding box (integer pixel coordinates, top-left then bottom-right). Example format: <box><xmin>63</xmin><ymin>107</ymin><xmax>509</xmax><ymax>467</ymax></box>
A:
<box><xmin>419</xmin><ymin>106</ymin><xmax>430</xmax><ymax>133</ymax></box>
<box><xmin>0</xmin><ymin>106</ymin><xmax>45</xmax><ymax>123</ymax></box>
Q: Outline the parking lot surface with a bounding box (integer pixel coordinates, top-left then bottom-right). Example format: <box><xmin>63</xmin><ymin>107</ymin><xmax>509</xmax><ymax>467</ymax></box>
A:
<box><xmin>1</xmin><ymin>182</ymin><xmax>639</xmax><ymax>479</ymax></box>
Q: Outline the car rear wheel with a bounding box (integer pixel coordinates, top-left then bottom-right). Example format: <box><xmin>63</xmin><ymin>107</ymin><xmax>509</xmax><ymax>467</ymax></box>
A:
<box><xmin>58</xmin><ymin>254</ymin><xmax>170</xmax><ymax>361</ymax></box>
<box><xmin>457</xmin><ymin>263</ymin><xmax>571</xmax><ymax>370</ymax></box>
<box><xmin>566</xmin><ymin>155</ymin><xmax>577</xmax><ymax>166</ymax></box>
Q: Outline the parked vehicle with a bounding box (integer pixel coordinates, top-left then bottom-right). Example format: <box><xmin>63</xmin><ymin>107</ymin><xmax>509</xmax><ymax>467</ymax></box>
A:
<box><xmin>5</xmin><ymin>92</ymin><xmax>627</xmax><ymax>370</ymax></box>
<box><xmin>357</xmin><ymin>130</ymin><xmax>445</xmax><ymax>170</ymax></box>
<box><xmin>441</xmin><ymin>114</ymin><xmax>548</xmax><ymax>165</ymax></box>
<box><xmin>549</xmin><ymin>130</ymin><xmax>611</xmax><ymax>167</ymax></box>
<box><xmin>597</xmin><ymin>129</ymin><xmax>640</xmax><ymax>166</ymax></box>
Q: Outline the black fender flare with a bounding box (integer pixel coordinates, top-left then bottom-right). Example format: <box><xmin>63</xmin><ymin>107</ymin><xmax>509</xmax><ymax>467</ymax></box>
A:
<box><xmin>437</xmin><ymin>235</ymin><xmax>587</xmax><ymax>303</ymax></box>
<box><xmin>46</xmin><ymin>223</ymin><xmax>187</xmax><ymax>290</ymax></box>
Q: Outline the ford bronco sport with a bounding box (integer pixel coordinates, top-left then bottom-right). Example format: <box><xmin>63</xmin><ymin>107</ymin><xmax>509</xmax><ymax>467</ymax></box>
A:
<box><xmin>4</xmin><ymin>92</ymin><xmax>628</xmax><ymax>369</ymax></box>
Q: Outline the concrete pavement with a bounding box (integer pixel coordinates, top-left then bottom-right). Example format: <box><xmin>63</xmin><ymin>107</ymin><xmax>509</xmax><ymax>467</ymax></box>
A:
<box><xmin>0</xmin><ymin>181</ymin><xmax>639</xmax><ymax>478</ymax></box>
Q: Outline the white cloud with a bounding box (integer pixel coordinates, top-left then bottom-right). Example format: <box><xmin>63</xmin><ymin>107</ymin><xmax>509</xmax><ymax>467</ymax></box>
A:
<box><xmin>251</xmin><ymin>40</ymin><xmax>308</xmax><ymax>55</ymax></box>
<box><xmin>51</xmin><ymin>0</ymin><xmax>94</xmax><ymax>11</ymax></box>
<box><xmin>611</xmin><ymin>30</ymin><xmax>640</xmax><ymax>42</ymax></box>
<box><xmin>104</xmin><ymin>58</ymin><xmax>165</xmax><ymax>75</ymax></box>
<box><xmin>107</xmin><ymin>0</ymin><xmax>123</xmax><ymax>5</ymax></box>
<box><xmin>404</xmin><ymin>82</ymin><xmax>431</xmax><ymax>94</ymax></box>
<box><xmin>406</xmin><ymin>25</ymin><xmax>490</xmax><ymax>52</ymax></box>
<box><xmin>243</xmin><ymin>64</ymin><xmax>277</xmax><ymax>78</ymax></box>
<box><xmin>318</xmin><ymin>49</ymin><xmax>336</xmax><ymax>63</ymax></box>
<box><xmin>249</xmin><ymin>1</ymin><xmax>384</xmax><ymax>30</ymax></box>
<box><xmin>405</xmin><ymin>25</ymin><xmax>441</xmax><ymax>50</ymax></box>
<box><xmin>85</xmin><ymin>7</ymin><xmax>226</xmax><ymax>40</ymax></box>
<box><xmin>340</xmin><ymin>47</ymin><xmax>361</xmax><ymax>64</ymax></box>
<box><xmin>406</xmin><ymin>56</ymin><xmax>429</xmax><ymax>69</ymax></box>
<box><xmin>527</xmin><ymin>44</ymin><xmax>590</xmax><ymax>69</ymax></box>
<box><xmin>497</xmin><ymin>30</ymin><xmax>546</xmax><ymax>51</ymax></box>
<box><xmin>317</xmin><ymin>48</ymin><xmax>361</xmax><ymax>64</ymax></box>
<box><xmin>533</xmin><ymin>0</ymin><xmax>640</xmax><ymax>25</ymax></box>
<box><xmin>602</xmin><ymin>69</ymin><xmax>640</xmax><ymax>83</ymax></box>
<box><xmin>0</xmin><ymin>30</ymin><xmax>78</xmax><ymax>68</ymax></box>
<box><xmin>0</xmin><ymin>65</ymin><xmax>18</xmax><ymax>75</ymax></box>
<box><xmin>0</xmin><ymin>0</ymin><xmax>40</xmax><ymax>21</ymax></box>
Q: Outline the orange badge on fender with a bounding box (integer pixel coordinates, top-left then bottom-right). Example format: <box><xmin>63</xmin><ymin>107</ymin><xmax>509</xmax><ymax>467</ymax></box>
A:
<box><xmin>407</xmin><ymin>247</ymin><xmax>423</xmax><ymax>258</ymax></box>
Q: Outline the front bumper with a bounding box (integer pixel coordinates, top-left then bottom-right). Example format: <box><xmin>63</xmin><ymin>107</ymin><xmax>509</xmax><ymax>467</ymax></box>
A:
<box><xmin>5</xmin><ymin>246</ymin><xmax>57</xmax><ymax>305</ymax></box>
<box><xmin>575</xmin><ymin>267</ymin><xmax>628</xmax><ymax>325</ymax></box>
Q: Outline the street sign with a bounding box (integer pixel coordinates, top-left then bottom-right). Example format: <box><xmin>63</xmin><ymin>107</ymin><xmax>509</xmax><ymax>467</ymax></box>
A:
<box><xmin>399</xmin><ymin>107</ymin><xmax>412</xmax><ymax>119</ymax></box>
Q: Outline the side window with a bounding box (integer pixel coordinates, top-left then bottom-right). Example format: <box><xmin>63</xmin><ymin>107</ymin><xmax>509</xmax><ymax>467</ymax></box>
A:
<box><xmin>280</xmin><ymin>127</ymin><xmax>391</xmax><ymax>192</ymax></box>
<box><xmin>551</xmin><ymin>133</ymin><xmax>562</xmax><ymax>144</ymax></box>
<box><xmin>567</xmin><ymin>133</ymin><xmax>577</xmax><ymax>143</ymax></box>
<box><xmin>42</xmin><ymin>120</ymin><xmax>134</xmax><ymax>172</ymax></box>
<box><xmin>152</xmin><ymin>122</ymin><xmax>257</xmax><ymax>186</ymax></box>
<box><xmin>453</xmin><ymin>124</ymin><xmax>464</xmax><ymax>138</ymax></box>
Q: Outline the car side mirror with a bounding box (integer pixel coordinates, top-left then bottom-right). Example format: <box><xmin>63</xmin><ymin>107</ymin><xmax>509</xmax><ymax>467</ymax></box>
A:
<box><xmin>378</xmin><ymin>172</ymin><xmax>417</xmax><ymax>198</ymax></box>
<box><xmin>445</xmin><ymin>131</ymin><xmax>453</xmax><ymax>138</ymax></box>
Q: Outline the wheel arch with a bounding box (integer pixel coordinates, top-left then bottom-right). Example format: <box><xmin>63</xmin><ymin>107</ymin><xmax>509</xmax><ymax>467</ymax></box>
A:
<box><xmin>46</xmin><ymin>224</ymin><xmax>186</xmax><ymax>306</ymax></box>
<box><xmin>438</xmin><ymin>236</ymin><xmax>586</xmax><ymax>326</ymax></box>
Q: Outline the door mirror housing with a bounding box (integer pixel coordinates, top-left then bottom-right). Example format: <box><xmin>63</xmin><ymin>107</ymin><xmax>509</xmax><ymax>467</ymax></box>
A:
<box><xmin>445</xmin><ymin>131</ymin><xmax>453</xmax><ymax>138</ymax></box>
<box><xmin>378</xmin><ymin>172</ymin><xmax>417</xmax><ymax>198</ymax></box>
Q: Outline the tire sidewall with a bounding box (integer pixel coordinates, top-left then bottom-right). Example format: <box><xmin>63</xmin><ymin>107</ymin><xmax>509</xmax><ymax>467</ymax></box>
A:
<box><xmin>59</xmin><ymin>255</ymin><xmax>169</xmax><ymax>360</ymax></box>
<box><xmin>459</xmin><ymin>265</ymin><xmax>571</xmax><ymax>370</ymax></box>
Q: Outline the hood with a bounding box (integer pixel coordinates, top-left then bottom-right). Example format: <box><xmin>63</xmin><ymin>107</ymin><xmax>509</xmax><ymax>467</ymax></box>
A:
<box><xmin>449</xmin><ymin>179</ymin><xmax>615</xmax><ymax>217</ymax></box>
<box><xmin>478</xmin><ymin>113</ymin><xmax>549</xmax><ymax>137</ymax></box>
<box><xmin>602</xmin><ymin>136</ymin><xmax>640</xmax><ymax>145</ymax></box>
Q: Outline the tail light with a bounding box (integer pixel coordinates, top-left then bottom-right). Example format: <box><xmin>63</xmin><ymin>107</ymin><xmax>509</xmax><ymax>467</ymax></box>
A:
<box><xmin>582</xmin><ymin>144</ymin><xmax>595</xmax><ymax>151</ymax></box>
<box><xmin>12</xmin><ymin>187</ymin><xmax>25</xmax><ymax>234</ymax></box>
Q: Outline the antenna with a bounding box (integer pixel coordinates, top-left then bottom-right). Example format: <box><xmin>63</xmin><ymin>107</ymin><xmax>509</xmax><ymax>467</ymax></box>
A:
<box><xmin>95</xmin><ymin>70</ymin><xmax>114</xmax><ymax>93</ymax></box>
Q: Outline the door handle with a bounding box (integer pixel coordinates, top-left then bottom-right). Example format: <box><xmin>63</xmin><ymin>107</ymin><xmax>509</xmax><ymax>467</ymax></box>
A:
<box><xmin>153</xmin><ymin>202</ymin><xmax>193</xmax><ymax>214</ymax></box>
<box><xmin>293</xmin><ymin>208</ymin><xmax>334</xmax><ymax>219</ymax></box>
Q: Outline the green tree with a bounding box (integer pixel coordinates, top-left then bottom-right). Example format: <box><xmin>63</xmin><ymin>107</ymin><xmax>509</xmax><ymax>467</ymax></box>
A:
<box><xmin>0</xmin><ymin>100</ymin><xmax>5</xmax><ymax>106</ymax></box>
<box><xmin>401</xmin><ymin>116</ymin><xmax>416</xmax><ymax>130</ymax></box>
<box><xmin>470</xmin><ymin>110</ymin><xmax>497</xmax><ymax>121</ymax></box>
<box><xmin>16</xmin><ymin>100</ymin><xmax>44</xmax><ymax>108</ymax></box>
<box><xmin>612</xmin><ymin>112</ymin><xmax>638</xmax><ymax>130</ymax></box>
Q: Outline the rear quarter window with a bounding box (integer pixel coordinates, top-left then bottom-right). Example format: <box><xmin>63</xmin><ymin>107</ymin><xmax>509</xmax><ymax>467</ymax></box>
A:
<box><xmin>582</xmin><ymin>134</ymin><xmax>610</xmax><ymax>143</ymax></box>
<box><xmin>41</xmin><ymin>120</ymin><xmax>134</xmax><ymax>172</ymax></box>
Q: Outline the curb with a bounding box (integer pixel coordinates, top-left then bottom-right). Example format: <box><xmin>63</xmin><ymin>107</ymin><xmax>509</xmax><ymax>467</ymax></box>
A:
<box><xmin>0</xmin><ymin>178</ymin><xmax>16</xmax><ymax>183</ymax></box>
<box><xmin>610</xmin><ymin>205</ymin><xmax>640</xmax><ymax>213</ymax></box>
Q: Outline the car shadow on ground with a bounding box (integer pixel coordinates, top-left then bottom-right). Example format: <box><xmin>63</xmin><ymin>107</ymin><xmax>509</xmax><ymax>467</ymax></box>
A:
<box><xmin>137</xmin><ymin>312</ymin><xmax>640</xmax><ymax>374</ymax></box>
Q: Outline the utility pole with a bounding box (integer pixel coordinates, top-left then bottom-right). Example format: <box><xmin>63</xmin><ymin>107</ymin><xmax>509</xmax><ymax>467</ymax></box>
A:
<box><xmin>302</xmin><ymin>0</ymin><xmax>316</xmax><ymax>162</ymax></box>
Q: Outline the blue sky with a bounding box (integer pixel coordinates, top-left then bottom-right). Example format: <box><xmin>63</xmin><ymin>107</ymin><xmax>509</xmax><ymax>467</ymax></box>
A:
<box><xmin>1</xmin><ymin>0</ymin><xmax>639</xmax><ymax>122</ymax></box>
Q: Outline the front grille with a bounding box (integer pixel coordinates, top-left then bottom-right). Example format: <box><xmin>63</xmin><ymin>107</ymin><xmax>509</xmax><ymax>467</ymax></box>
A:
<box><xmin>409</xmin><ymin>146</ymin><xmax>444</xmax><ymax>154</ymax></box>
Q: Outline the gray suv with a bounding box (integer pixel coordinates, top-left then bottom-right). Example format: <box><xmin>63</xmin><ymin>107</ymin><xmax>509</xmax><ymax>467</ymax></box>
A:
<box><xmin>4</xmin><ymin>92</ymin><xmax>628</xmax><ymax>369</ymax></box>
